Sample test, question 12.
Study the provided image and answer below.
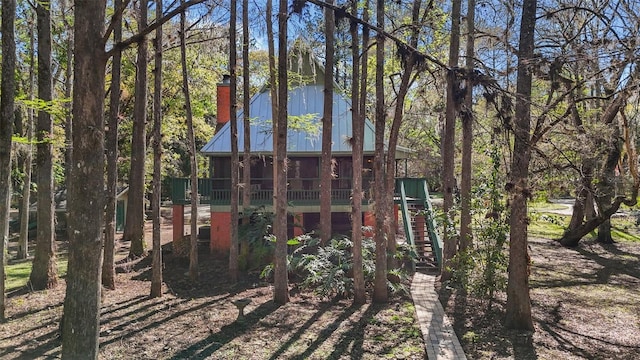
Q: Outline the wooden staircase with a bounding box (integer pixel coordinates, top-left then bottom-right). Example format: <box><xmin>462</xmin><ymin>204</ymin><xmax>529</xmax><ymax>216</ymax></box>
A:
<box><xmin>405</xmin><ymin>202</ymin><xmax>438</xmax><ymax>271</ymax></box>
<box><xmin>395</xmin><ymin>178</ymin><xmax>442</xmax><ymax>272</ymax></box>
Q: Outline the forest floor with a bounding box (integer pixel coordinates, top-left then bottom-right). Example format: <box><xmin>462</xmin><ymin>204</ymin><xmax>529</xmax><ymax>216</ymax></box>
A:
<box><xmin>2</xmin><ymin>211</ymin><xmax>640</xmax><ymax>359</ymax></box>
<box><xmin>440</xmin><ymin>233</ymin><xmax>640</xmax><ymax>359</ymax></box>
<box><xmin>0</xmin><ymin>218</ymin><xmax>425</xmax><ymax>359</ymax></box>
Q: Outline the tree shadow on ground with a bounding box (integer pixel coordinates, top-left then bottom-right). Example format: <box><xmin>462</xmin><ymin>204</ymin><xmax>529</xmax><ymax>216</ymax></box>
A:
<box><xmin>323</xmin><ymin>303</ymin><xmax>379</xmax><ymax>360</ymax></box>
<box><xmin>269</xmin><ymin>299</ymin><xmax>363</xmax><ymax>360</ymax></box>
<box><xmin>169</xmin><ymin>300</ymin><xmax>281</xmax><ymax>359</ymax></box>
<box><xmin>126</xmin><ymin>244</ymin><xmax>262</xmax><ymax>299</ymax></box>
<box><xmin>575</xmin><ymin>240</ymin><xmax>640</xmax><ymax>283</ymax></box>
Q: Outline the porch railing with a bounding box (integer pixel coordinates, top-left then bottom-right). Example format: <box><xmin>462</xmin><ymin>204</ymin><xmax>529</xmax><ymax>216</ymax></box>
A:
<box><xmin>170</xmin><ymin>177</ymin><xmax>372</xmax><ymax>206</ymax></box>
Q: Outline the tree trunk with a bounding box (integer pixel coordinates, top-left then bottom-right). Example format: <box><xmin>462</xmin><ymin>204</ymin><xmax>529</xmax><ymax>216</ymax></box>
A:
<box><xmin>319</xmin><ymin>0</ymin><xmax>335</xmax><ymax>245</ymax></box>
<box><xmin>242</xmin><ymin>0</ymin><xmax>251</xmax><ymax>220</ymax></box>
<box><xmin>594</xmin><ymin>128</ymin><xmax>622</xmax><ymax>244</ymax></box>
<box><xmin>30</xmin><ymin>0</ymin><xmax>57</xmax><ymax>290</ymax></box>
<box><xmin>229</xmin><ymin>0</ymin><xmax>240</xmax><ymax>283</ymax></box>
<box><xmin>350</xmin><ymin>0</ymin><xmax>367</xmax><ymax>305</ymax></box>
<box><xmin>18</xmin><ymin>17</ymin><xmax>35</xmax><ymax>260</ymax></box>
<box><xmin>504</xmin><ymin>0</ymin><xmax>536</xmax><ymax>331</ymax></box>
<box><xmin>61</xmin><ymin>1</ymin><xmax>107</xmax><ymax>357</ymax></box>
<box><xmin>459</xmin><ymin>0</ymin><xmax>476</xmax><ymax>252</ymax></box>
<box><xmin>103</xmin><ymin>0</ymin><xmax>123</xmax><ymax>290</ymax></box>
<box><xmin>180</xmin><ymin>0</ymin><xmax>199</xmax><ymax>282</ymax></box>
<box><xmin>0</xmin><ymin>0</ymin><xmax>17</xmax><ymax>321</ymax></box>
<box><xmin>273</xmin><ymin>0</ymin><xmax>289</xmax><ymax>304</ymax></box>
<box><xmin>383</xmin><ymin>0</ymin><xmax>423</xmax><ymax>272</ymax></box>
<box><xmin>150</xmin><ymin>0</ymin><xmax>164</xmax><ymax>298</ymax></box>
<box><xmin>372</xmin><ymin>0</ymin><xmax>387</xmax><ymax>304</ymax></box>
<box><xmin>562</xmin><ymin>93</ymin><xmax>628</xmax><ymax>246</ymax></box>
<box><xmin>124</xmin><ymin>0</ymin><xmax>149</xmax><ymax>258</ymax></box>
<box><xmin>441</xmin><ymin>0</ymin><xmax>462</xmax><ymax>282</ymax></box>
<box><xmin>62</xmin><ymin>0</ymin><xmax>73</xmax><ymax>184</ymax></box>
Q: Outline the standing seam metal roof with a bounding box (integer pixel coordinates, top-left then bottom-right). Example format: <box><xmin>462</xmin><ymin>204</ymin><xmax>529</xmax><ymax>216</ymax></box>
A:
<box><xmin>199</xmin><ymin>84</ymin><xmax>376</xmax><ymax>156</ymax></box>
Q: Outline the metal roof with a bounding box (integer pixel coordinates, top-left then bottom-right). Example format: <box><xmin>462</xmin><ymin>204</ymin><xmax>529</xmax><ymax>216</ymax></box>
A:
<box><xmin>200</xmin><ymin>84</ymin><xmax>378</xmax><ymax>156</ymax></box>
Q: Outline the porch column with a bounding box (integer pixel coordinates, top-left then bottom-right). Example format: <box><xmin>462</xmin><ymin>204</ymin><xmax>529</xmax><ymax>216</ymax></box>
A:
<box><xmin>293</xmin><ymin>213</ymin><xmax>305</xmax><ymax>237</ymax></box>
<box><xmin>363</xmin><ymin>211</ymin><xmax>375</xmax><ymax>238</ymax></box>
<box><xmin>210</xmin><ymin>211</ymin><xmax>232</xmax><ymax>253</ymax></box>
<box><xmin>172</xmin><ymin>204</ymin><xmax>185</xmax><ymax>242</ymax></box>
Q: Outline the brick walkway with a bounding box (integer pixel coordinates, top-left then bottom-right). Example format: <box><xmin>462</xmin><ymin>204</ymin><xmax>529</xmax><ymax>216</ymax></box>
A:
<box><xmin>411</xmin><ymin>272</ymin><xmax>467</xmax><ymax>360</ymax></box>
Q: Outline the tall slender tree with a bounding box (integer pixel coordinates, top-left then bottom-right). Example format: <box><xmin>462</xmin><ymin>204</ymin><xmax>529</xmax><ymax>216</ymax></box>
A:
<box><xmin>241</xmin><ymin>0</ymin><xmax>251</xmax><ymax>221</ymax></box>
<box><xmin>61</xmin><ymin>0</ymin><xmax>107</xmax><ymax>356</ymax></box>
<box><xmin>504</xmin><ymin>0</ymin><xmax>537</xmax><ymax>331</ymax></box>
<box><xmin>266</xmin><ymin>0</ymin><xmax>278</xmax><ymax>135</ymax></box>
<box><xmin>62</xmin><ymin>0</ymin><xmax>73</xmax><ymax>181</ymax></box>
<box><xmin>229</xmin><ymin>0</ymin><xmax>240</xmax><ymax>283</ymax></box>
<box><xmin>103</xmin><ymin>0</ymin><xmax>124</xmax><ymax>290</ymax></box>
<box><xmin>350</xmin><ymin>0</ymin><xmax>367</xmax><ymax>305</ymax></box>
<box><xmin>459</xmin><ymin>0</ymin><xmax>475</xmax><ymax>252</ymax></box>
<box><xmin>0</xmin><ymin>0</ymin><xmax>17</xmax><ymax>322</ymax></box>
<box><xmin>180</xmin><ymin>0</ymin><xmax>199</xmax><ymax>281</ymax></box>
<box><xmin>17</xmin><ymin>12</ymin><xmax>35</xmax><ymax>260</ymax></box>
<box><xmin>319</xmin><ymin>0</ymin><xmax>335</xmax><ymax>245</ymax></box>
<box><xmin>150</xmin><ymin>0</ymin><xmax>164</xmax><ymax>298</ymax></box>
<box><xmin>383</xmin><ymin>0</ymin><xmax>424</xmax><ymax>271</ymax></box>
<box><xmin>372</xmin><ymin>0</ymin><xmax>387</xmax><ymax>303</ymax></box>
<box><xmin>30</xmin><ymin>0</ymin><xmax>57</xmax><ymax>290</ymax></box>
<box><xmin>124</xmin><ymin>0</ymin><xmax>149</xmax><ymax>258</ymax></box>
<box><xmin>441</xmin><ymin>0</ymin><xmax>462</xmax><ymax>281</ymax></box>
<box><xmin>273</xmin><ymin>0</ymin><xmax>289</xmax><ymax>304</ymax></box>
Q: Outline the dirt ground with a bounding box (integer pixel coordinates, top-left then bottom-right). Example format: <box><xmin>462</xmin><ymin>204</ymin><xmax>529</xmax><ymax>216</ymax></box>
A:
<box><xmin>0</xmin><ymin>219</ymin><xmax>425</xmax><ymax>359</ymax></box>
<box><xmin>2</xmin><ymin>217</ymin><xmax>639</xmax><ymax>359</ymax></box>
<box><xmin>439</xmin><ymin>237</ymin><xmax>640</xmax><ymax>360</ymax></box>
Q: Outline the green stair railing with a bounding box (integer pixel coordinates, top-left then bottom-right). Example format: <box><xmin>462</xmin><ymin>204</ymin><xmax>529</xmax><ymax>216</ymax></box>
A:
<box><xmin>420</xmin><ymin>180</ymin><xmax>443</xmax><ymax>267</ymax></box>
<box><xmin>397</xmin><ymin>180</ymin><xmax>416</xmax><ymax>271</ymax></box>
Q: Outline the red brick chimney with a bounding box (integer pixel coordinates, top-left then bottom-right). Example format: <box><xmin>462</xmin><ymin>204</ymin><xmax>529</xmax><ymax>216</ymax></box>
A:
<box><xmin>215</xmin><ymin>75</ymin><xmax>231</xmax><ymax>133</ymax></box>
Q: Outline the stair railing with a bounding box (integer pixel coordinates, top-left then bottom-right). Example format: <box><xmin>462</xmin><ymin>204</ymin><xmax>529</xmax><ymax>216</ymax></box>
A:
<box><xmin>398</xmin><ymin>179</ymin><xmax>416</xmax><ymax>272</ymax></box>
<box><xmin>420</xmin><ymin>180</ymin><xmax>443</xmax><ymax>268</ymax></box>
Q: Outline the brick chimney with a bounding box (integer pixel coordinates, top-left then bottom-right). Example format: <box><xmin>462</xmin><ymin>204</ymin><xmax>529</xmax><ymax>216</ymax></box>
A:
<box><xmin>215</xmin><ymin>75</ymin><xmax>231</xmax><ymax>133</ymax></box>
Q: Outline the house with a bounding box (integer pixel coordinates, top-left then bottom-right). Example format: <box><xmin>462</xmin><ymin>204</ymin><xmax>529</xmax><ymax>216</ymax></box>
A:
<box><xmin>170</xmin><ymin>49</ymin><xmax>440</xmax><ymax>268</ymax></box>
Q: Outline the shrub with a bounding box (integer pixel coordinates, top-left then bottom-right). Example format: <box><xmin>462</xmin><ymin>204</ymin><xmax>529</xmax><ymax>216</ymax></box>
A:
<box><xmin>261</xmin><ymin>231</ymin><xmax>416</xmax><ymax>300</ymax></box>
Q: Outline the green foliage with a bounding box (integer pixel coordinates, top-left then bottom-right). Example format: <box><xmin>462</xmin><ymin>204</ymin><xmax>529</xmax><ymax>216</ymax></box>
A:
<box><xmin>450</xmin><ymin>145</ymin><xmax>508</xmax><ymax>304</ymax></box>
<box><xmin>238</xmin><ymin>207</ymin><xmax>275</xmax><ymax>272</ymax></box>
<box><xmin>264</xmin><ymin>232</ymin><xmax>415</xmax><ymax>300</ymax></box>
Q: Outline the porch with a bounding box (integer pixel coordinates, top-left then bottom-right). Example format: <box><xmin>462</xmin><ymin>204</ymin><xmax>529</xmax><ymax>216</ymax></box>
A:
<box><xmin>169</xmin><ymin>177</ymin><xmax>374</xmax><ymax>207</ymax></box>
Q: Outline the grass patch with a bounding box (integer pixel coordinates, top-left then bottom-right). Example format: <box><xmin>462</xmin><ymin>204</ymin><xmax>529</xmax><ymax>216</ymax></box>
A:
<box><xmin>530</xmin><ymin>201</ymin><xmax>569</xmax><ymax>211</ymax></box>
<box><xmin>611</xmin><ymin>227</ymin><xmax>640</xmax><ymax>242</ymax></box>
<box><xmin>528</xmin><ymin>213</ymin><xmax>568</xmax><ymax>239</ymax></box>
<box><xmin>6</xmin><ymin>256</ymin><xmax>68</xmax><ymax>291</ymax></box>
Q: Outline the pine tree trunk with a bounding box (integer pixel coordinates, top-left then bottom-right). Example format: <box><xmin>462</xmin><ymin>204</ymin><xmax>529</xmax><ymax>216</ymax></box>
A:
<box><xmin>180</xmin><ymin>0</ymin><xmax>199</xmax><ymax>282</ymax></box>
<box><xmin>103</xmin><ymin>0</ymin><xmax>123</xmax><ymax>290</ymax></box>
<box><xmin>319</xmin><ymin>0</ymin><xmax>335</xmax><ymax>245</ymax></box>
<box><xmin>350</xmin><ymin>0</ymin><xmax>366</xmax><ymax>305</ymax></box>
<box><xmin>384</xmin><ymin>0</ymin><xmax>422</xmax><ymax>272</ymax></box>
<box><xmin>459</xmin><ymin>0</ymin><xmax>475</xmax><ymax>252</ymax></box>
<box><xmin>124</xmin><ymin>0</ymin><xmax>149</xmax><ymax>258</ymax></box>
<box><xmin>273</xmin><ymin>0</ymin><xmax>289</xmax><ymax>304</ymax></box>
<box><xmin>372</xmin><ymin>0</ymin><xmax>387</xmax><ymax>304</ymax></box>
<box><xmin>18</xmin><ymin>20</ymin><xmax>35</xmax><ymax>260</ymax></box>
<box><xmin>150</xmin><ymin>0</ymin><xmax>164</xmax><ymax>298</ymax></box>
<box><xmin>0</xmin><ymin>0</ymin><xmax>17</xmax><ymax>321</ymax></box>
<box><xmin>229</xmin><ymin>0</ymin><xmax>240</xmax><ymax>283</ymax></box>
<box><xmin>242</xmin><ymin>0</ymin><xmax>251</xmax><ymax>220</ymax></box>
<box><xmin>441</xmin><ymin>0</ymin><xmax>462</xmax><ymax>282</ymax></box>
<box><xmin>504</xmin><ymin>0</ymin><xmax>536</xmax><ymax>331</ymax></box>
<box><xmin>61</xmin><ymin>1</ymin><xmax>107</xmax><ymax>357</ymax></box>
<box><xmin>30</xmin><ymin>0</ymin><xmax>57</xmax><ymax>290</ymax></box>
